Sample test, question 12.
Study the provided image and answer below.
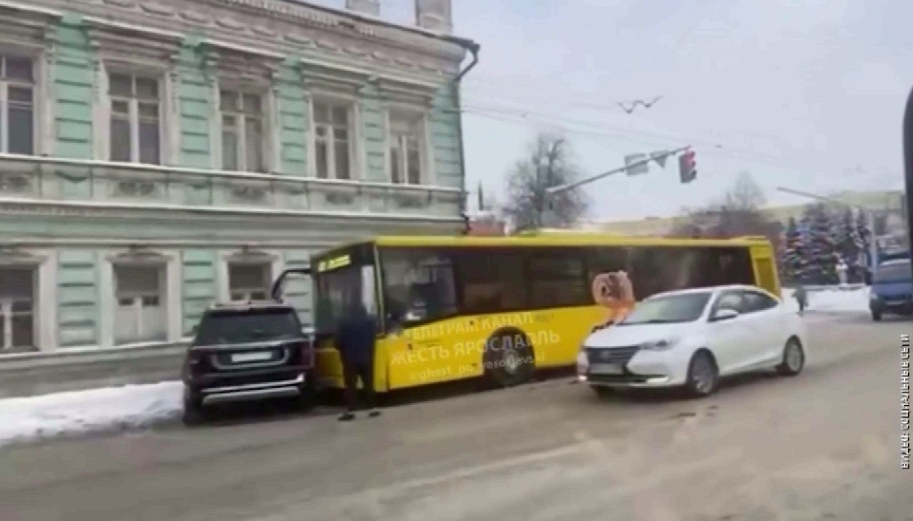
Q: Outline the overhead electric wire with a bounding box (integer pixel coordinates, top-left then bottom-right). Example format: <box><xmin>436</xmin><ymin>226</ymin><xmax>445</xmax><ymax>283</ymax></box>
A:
<box><xmin>458</xmin><ymin>86</ymin><xmax>829</xmax><ymax>161</ymax></box>
<box><xmin>459</xmin><ymin>108</ymin><xmax>833</xmax><ymax>181</ymax></box>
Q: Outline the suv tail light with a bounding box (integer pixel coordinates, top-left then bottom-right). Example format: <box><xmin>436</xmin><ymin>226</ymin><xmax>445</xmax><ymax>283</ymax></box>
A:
<box><xmin>184</xmin><ymin>350</ymin><xmax>207</xmax><ymax>378</ymax></box>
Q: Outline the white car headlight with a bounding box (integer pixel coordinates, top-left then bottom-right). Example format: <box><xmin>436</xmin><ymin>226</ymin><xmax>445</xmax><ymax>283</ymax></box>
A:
<box><xmin>639</xmin><ymin>338</ymin><xmax>680</xmax><ymax>351</ymax></box>
<box><xmin>576</xmin><ymin>349</ymin><xmax>589</xmax><ymax>373</ymax></box>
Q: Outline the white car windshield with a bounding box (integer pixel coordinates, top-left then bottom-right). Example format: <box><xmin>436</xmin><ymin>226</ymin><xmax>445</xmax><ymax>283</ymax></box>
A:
<box><xmin>618</xmin><ymin>292</ymin><xmax>712</xmax><ymax>325</ymax></box>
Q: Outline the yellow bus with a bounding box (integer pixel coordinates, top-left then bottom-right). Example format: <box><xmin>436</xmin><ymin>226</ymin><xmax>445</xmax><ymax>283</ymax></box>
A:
<box><xmin>271</xmin><ymin>232</ymin><xmax>780</xmax><ymax>392</ymax></box>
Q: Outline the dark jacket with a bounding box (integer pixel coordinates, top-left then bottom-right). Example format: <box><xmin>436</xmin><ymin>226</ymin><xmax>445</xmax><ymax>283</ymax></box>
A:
<box><xmin>334</xmin><ymin>305</ymin><xmax>376</xmax><ymax>366</ymax></box>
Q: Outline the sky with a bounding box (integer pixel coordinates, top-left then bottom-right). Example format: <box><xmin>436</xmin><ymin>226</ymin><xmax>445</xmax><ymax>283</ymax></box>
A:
<box><xmin>310</xmin><ymin>0</ymin><xmax>911</xmax><ymax>221</ymax></box>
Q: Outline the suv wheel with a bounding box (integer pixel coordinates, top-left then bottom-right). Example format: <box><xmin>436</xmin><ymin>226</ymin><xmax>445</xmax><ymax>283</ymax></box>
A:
<box><xmin>295</xmin><ymin>377</ymin><xmax>318</xmax><ymax>412</ymax></box>
<box><xmin>182</xmin><ymin>389</ymin><xmax>206</xmax><ymax>426</ymax></box>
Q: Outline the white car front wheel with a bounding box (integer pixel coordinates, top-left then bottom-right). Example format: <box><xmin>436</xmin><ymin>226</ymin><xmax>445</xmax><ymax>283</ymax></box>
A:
<box><xmin>685</xmin><ymin>350</ymin><xmax>719</xmax><ymax>398</ymax></box>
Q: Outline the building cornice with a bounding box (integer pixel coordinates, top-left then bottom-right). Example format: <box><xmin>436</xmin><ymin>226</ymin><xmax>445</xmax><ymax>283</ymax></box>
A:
<box><xmin>87</xmin><ymin>23</ymin><xmax>182</xmax><ymax>68</ymax></box>
<box><xmin>2</xmin><ymin>0</ymin><xmax>470</xmax><ymax>77</ymax></box>
<box><xmin>203</xmin><ymin>0</ymin><xmax>473</xmax><ymax>58</ymax></box>
<box><xmin>1</xmin><ymin>0</ymin><xmax>462</xmax><ymax>90</ymax></box>
<box><xmin>0</xmin><ymin>4</ymin><xmax>53</xmax><ymax>47</ymax></box>
<box><xmin>0</xmin><ymin>197</ymin><xmax>463</xmax><ymax>224</ymax></box>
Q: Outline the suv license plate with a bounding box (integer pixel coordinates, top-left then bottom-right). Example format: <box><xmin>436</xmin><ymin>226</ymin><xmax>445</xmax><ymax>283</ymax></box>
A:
<box><xmin>231</xmin><ymin>352</ymin><xmax>273</xmax><ymax>363</ymax></box>
<box><xmin>590</xmin><ymin>363</ymin><xmax>623</xmax><ymax>375</ymax></box>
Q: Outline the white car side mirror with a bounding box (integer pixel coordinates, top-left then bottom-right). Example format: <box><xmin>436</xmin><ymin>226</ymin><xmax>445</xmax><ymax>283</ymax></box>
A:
<box><xmin>711</xmin><ymin>308</ymin><xmax>739</xmax><ymax>322</ymax></box>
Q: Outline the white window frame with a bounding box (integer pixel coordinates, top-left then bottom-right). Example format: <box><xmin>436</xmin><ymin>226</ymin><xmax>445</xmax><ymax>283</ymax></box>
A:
<box><xmin>98</xmin><ymin>250</ymin><xmax>182</xmax><ymax>348</ymax></box>
<box><xmin>104</xmin><ymin>67</ymin><xmax>165</xmax><ymax>164</ymax></box>
<box><xmin>112</xmin><ymin>264</ymin><xmax>167</xmax><ymax>345</ymax></box>
<box><xmin>0</xmin><ymin>249</ymin><xmax>56</xmax><ymax>352</ymax></box>
<box><xmin>226</xmin><ymin>262</ymin><xmax>273</xmax><ymax>302</ymax></box>
<box><xmin>217</xmin><ymin>86</ymin><xmax>269</xmax><ymax>173</ymax></box>
<box><xmin>0</xmin><ymin>268</ymin><xmax>35</xmax><ymax>351</ymax></box>
<box><xmin>0</xmin><ymin>50</ymin><xmax>39</xmax><ymax>156</ymax></box>
<box><xmin>310</xmin><ymin>96</ymin><xmax>356</xmax><ymax>180</ymax></box>
<box><xmin>217</xmin><ymin>250</ymin><xmax>284</xmax><ymax>303</ymax></box>
<box><xmin>386</xmin><ymin>109</ymin><xmax>429</xmax><ymax>185</ymax></box>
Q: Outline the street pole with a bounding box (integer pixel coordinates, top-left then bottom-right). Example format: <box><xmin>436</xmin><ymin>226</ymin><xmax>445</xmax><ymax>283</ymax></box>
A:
<box><xmin>776</xmin><ymin>186</ymin><xmax>879</xmax><ymax>270</ymax></box>
<box><xmin>538</xmin><ymin>147</ymin><xmax>688</xmax><ymax>228</ymax></box>
<box><xmin>545</xmin><ymin>146</ymin><xmax>689</xmax><ymax>197</ymax></box>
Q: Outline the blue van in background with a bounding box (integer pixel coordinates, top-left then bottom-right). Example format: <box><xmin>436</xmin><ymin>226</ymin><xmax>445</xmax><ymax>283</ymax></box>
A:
<box><xmin>869</xmin><ymin>258</ymin><xmax>913</xmax><ymax>320</ymax></box>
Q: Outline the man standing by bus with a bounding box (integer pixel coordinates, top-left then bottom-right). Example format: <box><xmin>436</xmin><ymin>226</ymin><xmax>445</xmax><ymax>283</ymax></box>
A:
<box><xmin>334</xmin><ymin>296</ymin><xmax>381</xmax><ymax>421</ymax></box>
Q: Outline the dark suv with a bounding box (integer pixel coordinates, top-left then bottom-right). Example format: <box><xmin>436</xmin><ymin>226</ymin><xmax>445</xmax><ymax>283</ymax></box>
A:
<box><xmin>181</xmin><ymin>301</ymin><xmax>317</xmax><ymax>424</ymax></box>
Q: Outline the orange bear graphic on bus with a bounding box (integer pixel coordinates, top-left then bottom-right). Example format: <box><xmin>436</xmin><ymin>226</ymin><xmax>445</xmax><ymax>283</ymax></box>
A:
<box><xmin>591</xmin><ymin>271</ymin><xmax>636</xmax><ymax>330</ymax></box>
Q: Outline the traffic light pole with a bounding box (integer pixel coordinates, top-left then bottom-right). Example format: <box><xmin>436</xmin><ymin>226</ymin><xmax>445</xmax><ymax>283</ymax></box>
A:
<box><xmin>536</xmin><ymin>146</ymin><xmax>689</xmax><ymax>229</ymax></box>
<box><xmin>545</xmin><ymin>146</ymin><xmax>689</xmax><ymax>197</ymax></box>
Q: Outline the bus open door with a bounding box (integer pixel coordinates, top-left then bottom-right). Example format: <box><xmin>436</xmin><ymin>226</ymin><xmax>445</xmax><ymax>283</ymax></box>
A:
<box><xmin>270</xmin><ymin>267</ymin><xmax>345</xmax><ymax>389</ymax></box>
<box><xmin>270</xmin><ymin>267</ymin><xmax>311</xmax><ymax>301</ymax></box>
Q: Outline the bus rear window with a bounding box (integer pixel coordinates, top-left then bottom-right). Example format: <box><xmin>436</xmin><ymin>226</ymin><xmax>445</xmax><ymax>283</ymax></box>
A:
<box><xmin>196</xmin><ymin>309</ymin><xmax>301</xmax><ymax>345</ymax></box>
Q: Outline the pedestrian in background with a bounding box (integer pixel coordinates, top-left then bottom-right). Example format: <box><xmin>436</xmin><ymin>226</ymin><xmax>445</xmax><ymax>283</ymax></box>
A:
<box><xmin>333</xmin><ymin>296</ymin><xmax>381</xmax><ymax>422</ymax></box>
<box><xmin>793</xmin><ymin>284</ymin><xmax>808</xmax><ymax>315</ymax></box>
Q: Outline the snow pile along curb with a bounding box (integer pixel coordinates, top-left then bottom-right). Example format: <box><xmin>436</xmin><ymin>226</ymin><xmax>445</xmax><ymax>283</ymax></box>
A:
<box><xmin>781</xmin><ymin>287</ymin><xmax>870</xmax><ymax>313</ymax></box>
<box><xmin>0</xmin><ymin>381</ymin><xmax>182</xmax><ymax>446</ymax></box>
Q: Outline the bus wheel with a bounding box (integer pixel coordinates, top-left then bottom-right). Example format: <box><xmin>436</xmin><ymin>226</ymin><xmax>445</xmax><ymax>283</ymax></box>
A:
<box><xmin>483</xmin><ymin>328</ymin><xmax>535</xmax><ymax>387</ymax></box>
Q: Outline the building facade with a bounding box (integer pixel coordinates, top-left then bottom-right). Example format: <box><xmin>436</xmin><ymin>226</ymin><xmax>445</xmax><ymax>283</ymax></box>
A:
<box><xmin>0</xmin><ymin>0</ymin><xmax>476</xmax><ymax>352</ymax></box>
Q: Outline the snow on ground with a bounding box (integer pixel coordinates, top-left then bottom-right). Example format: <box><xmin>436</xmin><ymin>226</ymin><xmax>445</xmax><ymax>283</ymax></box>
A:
<box><xmin>0</xmin><ymin>285</ymin><xmax>873</xmax><ymax>447</ymax></box>
<box><xmin>0</xmin><ymin>381</ymin><xmax>182</xmax><ymax>446</ymax></box>
<box><xmin>781</xmin><ymin>286</ymin><xmax>871</xmax><ymax>313</ymax></box>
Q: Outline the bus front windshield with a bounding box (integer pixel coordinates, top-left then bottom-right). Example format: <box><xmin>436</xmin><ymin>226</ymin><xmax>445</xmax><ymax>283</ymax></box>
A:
<box><xmin>312</xmin><ymin>263</ymin><xmax>378</xmax><ymax>336</ymax></box>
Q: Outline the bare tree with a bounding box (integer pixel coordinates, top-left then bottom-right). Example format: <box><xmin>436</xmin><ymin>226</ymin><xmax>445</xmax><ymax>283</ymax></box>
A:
<box><xmin>502</xmin><ymin>133</ymin><xmax>588</xmax><ymax>232</ymax></box>
<box><xmin>670</xmin><ymin>172</ymin><xmax>782</xmax><ymax>246</ymax></box>
<box><xmin>724</xmin><ymin>171</ymin><xmax>766</xmax><ymax>210</ymax></box>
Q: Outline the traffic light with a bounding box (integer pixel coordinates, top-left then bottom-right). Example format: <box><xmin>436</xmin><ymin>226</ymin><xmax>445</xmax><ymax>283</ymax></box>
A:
<box><xmin>678</xmin><ymin>149</ymin><xmax>697</xmax><ymax>183</ymax></box>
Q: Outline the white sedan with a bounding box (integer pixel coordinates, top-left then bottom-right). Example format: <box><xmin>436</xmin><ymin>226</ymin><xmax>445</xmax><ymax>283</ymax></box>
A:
<box><xmin>577</xmin><ymin>285</ymin><xmax>807</xmax><ymax>398</ymax></box>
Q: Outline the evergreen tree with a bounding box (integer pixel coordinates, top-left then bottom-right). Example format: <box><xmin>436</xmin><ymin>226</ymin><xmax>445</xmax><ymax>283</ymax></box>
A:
<box><xmin>796</xmin><ymin>213</ymin><xmax>814</xmax><ymax>282</ymax></box>
<box><xmin>782</xmin><ymin>217</ymin><xmax>806</xmax><ymax>283</ymax></box>
<box><xmin>801</xmin><ymin>203</ymin><xmax>838</xmax><ymax>284</ymax></box>
<box><xmin>833</xmin><ymin>208</ymin><xmax>863</xmax><ymax>282</ymax></box>
<box><xmin>854</xmin><ymin>209</ymin><xmax>873</xmax><ymax>274</ymax></box>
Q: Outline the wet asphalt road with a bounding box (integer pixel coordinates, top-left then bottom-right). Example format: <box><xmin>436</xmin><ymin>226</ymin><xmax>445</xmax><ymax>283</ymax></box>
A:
<box><xmin>1</xmin><ymin>312</ymin><xmax>911</xmax><ymax>521</ymax></box>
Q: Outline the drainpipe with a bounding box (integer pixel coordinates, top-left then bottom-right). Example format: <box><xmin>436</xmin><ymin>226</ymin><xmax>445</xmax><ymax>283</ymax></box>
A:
<box><xmin>452</xmin><ymin>42</ymin><xmax>480</xmax><ymax>234</ymax></box>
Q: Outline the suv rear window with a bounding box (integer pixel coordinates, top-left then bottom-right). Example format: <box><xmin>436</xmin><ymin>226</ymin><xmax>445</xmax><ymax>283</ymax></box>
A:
<box><xmin>196</xmin><ymin>309</ymin><xmax>301</xmax><ymax>345</ymax></box>
<box><xmin>874</xmin><ymin>261</ymin><xmax>912</xmax><ymax>283</ymax></box>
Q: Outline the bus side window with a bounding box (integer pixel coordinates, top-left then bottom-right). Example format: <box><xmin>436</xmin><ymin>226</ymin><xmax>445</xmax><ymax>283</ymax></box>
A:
<box><xmin>380</xmin><ymin>248</ymin><xmax>458</xmax><ymax>324</ymax></box>
<box><xmin>526</xmin><ymin>248</ymin><xmax>588</xmax><ymax>308</ymax></box>
<box><xmin>712</xmin><ymin>248</ymin><xmax>755</xmax><ymax>285</ymax></box>
<box><xmin>628</xmin><ymin>246</ymin><xmax>671</xmax><ymax>299</ymax></box>
<box><xmin>455</xmin><ymin>249</ymin><xmax>526</xmax><ymax>314</ymax></box>
<box><xmin>586</xmin><ymin>247</ymin><xmax>630</xmax><ymax>276</ymax></box>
